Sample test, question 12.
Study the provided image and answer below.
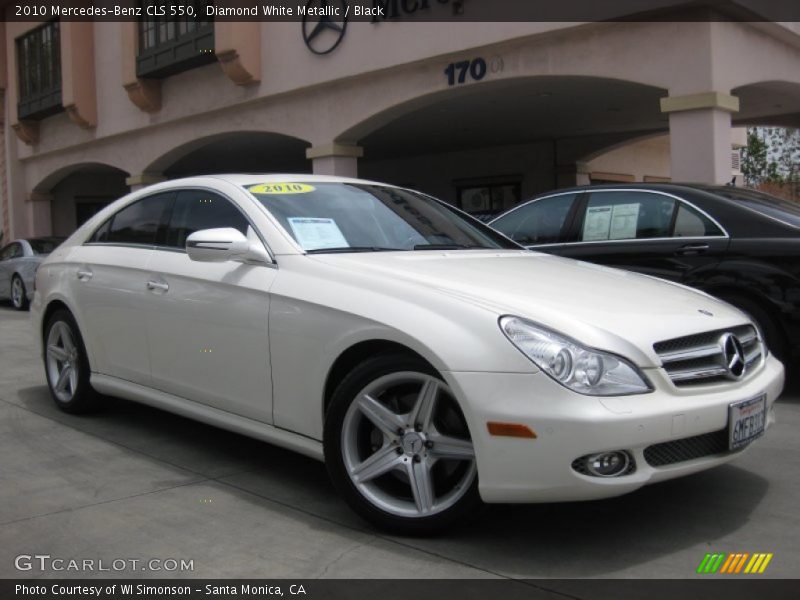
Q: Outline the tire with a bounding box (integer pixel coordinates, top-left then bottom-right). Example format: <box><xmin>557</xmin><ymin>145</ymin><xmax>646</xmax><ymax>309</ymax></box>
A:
<box><xmin>324</xmin><ymin>353</ymin><xmax>482</xmax><ymax>535</ymax></box>
<box><xmin>11</xmin><ymin>275</ymin><xmax>29</xmax><ymax>311</ymax></box>
<box><xmin>43</xmin><ymin>309</ymin><xmax>101</xmax><ymax>414</ymax></box>
<box><xmin>718</xmin><ymin>293</ymin><xmax>789</xmax><ymax>362</ymax></box>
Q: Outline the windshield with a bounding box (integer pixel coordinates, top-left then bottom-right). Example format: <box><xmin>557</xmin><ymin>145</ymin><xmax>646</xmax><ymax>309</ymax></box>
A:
<box><xmin>707</xmin><ymin>187</ymin><xmax>800</xmax><ymax>228</ymax></box>
<box><xmin>246</xmin><ymin>182</ymin><xmax>520</xmax><ymax>253</ymax></box>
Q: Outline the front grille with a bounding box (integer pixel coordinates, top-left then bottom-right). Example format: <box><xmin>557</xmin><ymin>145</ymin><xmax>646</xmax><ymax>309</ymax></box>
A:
<box><xmin>654</xmin><ymin>325</ymin><xmax>762</xmax><ymax>386</ymax></box>
<box><xmin>644</xmin><ymin>429</ymin><xmax>731</xmax><ymax>467</ymax></box>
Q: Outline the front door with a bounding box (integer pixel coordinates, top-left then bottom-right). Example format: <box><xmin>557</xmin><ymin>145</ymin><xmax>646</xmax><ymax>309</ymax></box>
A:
<box><xmin>144</xmin><ymin>189</ymin><xmax>277</xmax><ymax>423</ymax></box>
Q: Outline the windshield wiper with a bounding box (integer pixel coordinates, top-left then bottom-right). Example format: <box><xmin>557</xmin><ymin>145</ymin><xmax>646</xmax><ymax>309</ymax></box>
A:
<box><xmin>413</xmin><ymin>243</ymin><xmax>489</xmax><ymax>250</ymax></box>
<box><xmin>306</xmin><ymin>246</ymin><xmax>406</xmax><ymax>254</ymax></box>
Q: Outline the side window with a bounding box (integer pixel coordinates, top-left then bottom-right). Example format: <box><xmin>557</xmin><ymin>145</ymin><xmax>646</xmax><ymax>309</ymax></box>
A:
<box><xmin>673</xmin><ymin>203</ymin><xmax>724</xmax><ymax>237</ymax></box>
<box><xmin>6</xmin><ymin>243</ymin><xmax>23</xmax><ymax>259</ymax></box>
<box><xmin>581</xmin><ymin>191</ymin><xmax>675</xmax><ymax>241</ymax></box>
<box><xmin>491</xmin><ymin>194</ymin><xmax>578</xmax><ymax>245</ymax></box>
<box><xmin>89</xmin><ymin>219</ymin><xmax>112</xmax><ymax>243</ymax></box>
<box><xmin>0</xmin><ymin>243</ymin><xmax>16</xmax><ymax>260</ymax></box>
<box><xmin>165</xmin><ymin>190</ymin><xmax>249</xmax><ymax>249</ymax></box>
<box><xmin>105</xmin><ymin>193</ymin><xmax>173</xmax><ymax>246</ymax></box>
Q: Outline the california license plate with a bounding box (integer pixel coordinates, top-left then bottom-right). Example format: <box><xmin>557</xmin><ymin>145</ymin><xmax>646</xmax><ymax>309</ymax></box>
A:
<box><xmin>728</xmin><ymin>395</ymin><xmax>766</xmax><ymax>450</ymax></box>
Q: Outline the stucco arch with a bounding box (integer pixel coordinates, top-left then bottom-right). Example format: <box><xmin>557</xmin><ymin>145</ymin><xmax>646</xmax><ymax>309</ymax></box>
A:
<box><xmin>731</xmin><ymin>80</ymin><xmax>800</xmax><ymax>128</ymax></box>
<box><xmin>32</xmin><ymin>162</ymin><xmax>130</xmax><ymax>194</ymax></box>
<box><xmin>143</xmin><ymin>130</ymin><xmax>312</xmax><ymax>176</ymax></box>
<box><xmin>335</xmin><ymin>75</ymin><xmax>669</xmax><ymax>149</ymax></box>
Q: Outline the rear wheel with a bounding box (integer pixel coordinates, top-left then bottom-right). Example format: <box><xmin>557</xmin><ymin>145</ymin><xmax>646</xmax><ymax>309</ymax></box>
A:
<box><xmin>324</xmin><ymin>354</ymin><xmax>481</xmax><ymax>535</ymax></box>
<box><xmin>11</xmin><ymin>275</ymin><xmax>29</xmax><ymax>311</ymax></box>
<box><xmin>44</xmin><ymin>310</ymin><xmax>100</xmax><ymax>413</ymax></box>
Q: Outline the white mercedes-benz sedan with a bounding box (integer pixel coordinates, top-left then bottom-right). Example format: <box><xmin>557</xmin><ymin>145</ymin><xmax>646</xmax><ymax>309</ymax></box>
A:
<box><xmin>32</xmin><ymin>175</ymin><xmax>784</xmax><ymax>533</ymax></box>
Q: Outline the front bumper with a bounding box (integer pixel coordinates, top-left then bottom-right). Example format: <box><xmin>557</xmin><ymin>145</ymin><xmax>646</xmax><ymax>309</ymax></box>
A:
<box><xmin>444</xmin><ymin>355</ymin><xmax>784</xmax><ymax>504</ymax></box>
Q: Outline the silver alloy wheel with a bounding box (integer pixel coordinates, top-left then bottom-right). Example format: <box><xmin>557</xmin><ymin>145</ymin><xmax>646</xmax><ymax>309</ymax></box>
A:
<box><xmin>46</xmin><ymin>321</ymin><xmax>80</xmax><ymax>403</ymax></box>
<box><xmin>11</xmin><ymin>277</ymin><xmax>24</xmax><ymax>308</ymax></box>
<box><xmin>341</xmin><ymin>372</ymin><xmax>476</xmax><ymax>518</ymax></box>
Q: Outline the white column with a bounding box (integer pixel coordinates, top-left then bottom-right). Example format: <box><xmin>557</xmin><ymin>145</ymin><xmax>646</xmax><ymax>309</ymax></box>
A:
<box><xmin>660</xmin><ymin>92</ymin><xmax>739</xmax><ymax>184</ymax></box>
<box><xmin>306</xmin><ymin>143</ymin><xmax>363</xmax><ymax>178</ymax></box>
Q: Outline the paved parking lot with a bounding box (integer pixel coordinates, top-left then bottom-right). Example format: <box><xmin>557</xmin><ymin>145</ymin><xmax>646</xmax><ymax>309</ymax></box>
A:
<box><xmin>1</xmin><ymin>303</ymin><xmax>798</xmax><ymax>580</ymax></box>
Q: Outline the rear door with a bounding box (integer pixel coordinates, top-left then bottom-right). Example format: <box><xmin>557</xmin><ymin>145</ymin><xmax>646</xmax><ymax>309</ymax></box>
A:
<box><xmin>144</xmin><ymin>188</ymin><xmax>277</xmax><ymax>423</ymax></box>
<box><xmin>71</xmin><ymin>192</ymin><xmax>174</xmax><ymax>384</ymax></box>
<box><xmin>557</xmin><ymin>190</ymin><xmax>729</xmax><ymax>282</ymax></box>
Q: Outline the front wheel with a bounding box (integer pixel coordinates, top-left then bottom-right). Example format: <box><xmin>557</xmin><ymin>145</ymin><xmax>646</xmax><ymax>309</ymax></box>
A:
<box><xmin>719</xmin><ymin>293</ymin><xmax>789</xmax><ymax>363</ymax></box>
<box><xmin>11</xmin><ymin>275</ymin><xmax>29</xmax><ymax>310</ymax></box>
<box><xmin>44</xmin><ymin>310</ymin><xmax>100</xmax><ymax>413</ymax></box>
<box><xmin>324</xmin><ymin>354</ymin><xmax>481</xmax><ymax>535</ymax></box>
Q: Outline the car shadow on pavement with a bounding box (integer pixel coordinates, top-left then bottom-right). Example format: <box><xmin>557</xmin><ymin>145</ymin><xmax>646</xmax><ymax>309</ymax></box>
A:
<box><xmin>14</xmin><ymin>384</ymin><xmax>772</xmax><ymax>578</ymax></box>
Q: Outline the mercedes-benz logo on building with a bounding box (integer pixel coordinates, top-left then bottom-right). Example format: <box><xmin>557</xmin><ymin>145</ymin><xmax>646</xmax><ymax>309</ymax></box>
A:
<box><xmin>302</xmin><ymin>0</ymin><xmax>348</xmax><ymax>55</ymax></box>
<box><xmin>719</xmin><ymin>332</ymin><xmax>746</xmax><ymax>380</ymax></box>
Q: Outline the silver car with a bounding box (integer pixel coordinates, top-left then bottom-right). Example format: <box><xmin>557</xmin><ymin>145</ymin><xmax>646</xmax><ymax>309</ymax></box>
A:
<box><xmin>0</xmin><ymin>238</ymin><xmax>65</xmax><ymax>310</ymax></box>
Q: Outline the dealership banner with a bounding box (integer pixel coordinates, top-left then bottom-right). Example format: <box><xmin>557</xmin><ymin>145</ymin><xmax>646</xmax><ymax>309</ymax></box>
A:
<box><xmin>4</xmin><ymin>0</ymin><xmax>800</xmax><ymax>22</ymax></box>
<box><xmin>2</xmin><ymin>579</ymin><xmax>799</xmax><ymax>599</ymax></box>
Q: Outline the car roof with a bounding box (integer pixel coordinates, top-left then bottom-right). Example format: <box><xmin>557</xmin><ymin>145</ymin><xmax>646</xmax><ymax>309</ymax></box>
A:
<box><xmin>530</xmin><ymin>182</ymin><xmax>735</xmax><ymax>196</ymax></box>
<box><xmin>203</xmin><ymin>174</ymin><xmax>392</xmax><ymax>187</ymax></box>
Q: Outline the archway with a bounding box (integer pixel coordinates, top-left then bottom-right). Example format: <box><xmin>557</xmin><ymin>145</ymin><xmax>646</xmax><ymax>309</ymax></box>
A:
<box><xmin>145</xmin><ymin>131</ymin><xmax>312</xmax><ymax>178</ymax></box>
<box><xmin>34</xmin><ymin>163</ymin><xmax>130</xmax><ymax>236</ymax></box>
<box><xmin>346</xmin><ymin>76</ymin><xmax>668</xmax><ymax>215</ymax></box>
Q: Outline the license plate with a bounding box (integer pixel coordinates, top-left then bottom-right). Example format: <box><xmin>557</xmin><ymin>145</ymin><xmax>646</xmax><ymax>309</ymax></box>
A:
<box><xmin>728</xmin><ymin>395</ymin><xmax>766</xmax><ymax>451</ymax></box>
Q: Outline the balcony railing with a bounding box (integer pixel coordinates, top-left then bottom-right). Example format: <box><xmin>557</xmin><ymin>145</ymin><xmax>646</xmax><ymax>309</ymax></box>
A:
<box><xmin>17</xmin><ymin>20</ymin><xmax>63</xmax><ymax>120</ymax></box>
<box><xmin>137</xmin><ymin>3</ymin><xmax>215</xmax><ymax>79</ymax></box>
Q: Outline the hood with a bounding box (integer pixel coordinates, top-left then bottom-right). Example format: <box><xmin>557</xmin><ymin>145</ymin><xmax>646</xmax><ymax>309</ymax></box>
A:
<box><xmin>309</xmin><ymin>249</ymin><xmax>749</xmax><ymax>367</ymax></box>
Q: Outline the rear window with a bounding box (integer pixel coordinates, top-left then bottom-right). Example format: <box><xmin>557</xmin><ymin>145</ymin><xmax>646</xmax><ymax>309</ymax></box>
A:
<box><xmin>28</xmin><ymin>238</ymin><xmax>64</xmax><ymax>255</ymax></box>
<box><xmin>710</xmin><ymin>187</ymin><xmax>800</xmax><ymax>228</ymax></box>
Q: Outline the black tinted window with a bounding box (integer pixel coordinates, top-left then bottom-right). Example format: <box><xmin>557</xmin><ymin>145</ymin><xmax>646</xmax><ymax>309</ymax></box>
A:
<box><xmin>709</xmin><ymin>187</ymin><xmax>800</xmax><ymax>228</ymax></box>
<box><xmin>673</xmin><ymin>203</ymin><xmax>724</xmax><ymax>237</ymax></box>
<box><xmin>0</xmin><ymin>243</ymin><xmax>20</xmax><ymax>260</ymax></box>
<box><xmin>106</xmin><ymin>194</ymin><xmax>172</xmax><ymax>246</ymax></box>
<box><xmin>491</xmin><ymin>194</ymin><xmax>578</xmax><ymax>245</ymax></box>
<box><xmin>166</xmin><ymin>190</ymin><xmax>249</xmax><ymax>249</ymax></box>
<box><xmin>581</xmin><ymin>191</ymin><xmax>675</xmax><ymax>241</ymax></box>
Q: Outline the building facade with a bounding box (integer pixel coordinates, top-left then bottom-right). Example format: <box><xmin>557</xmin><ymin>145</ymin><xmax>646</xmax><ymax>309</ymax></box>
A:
<box><xmin>1</xmin><ymin>7</ymin><xmax>799</xmax><ymax>240</ymax></box>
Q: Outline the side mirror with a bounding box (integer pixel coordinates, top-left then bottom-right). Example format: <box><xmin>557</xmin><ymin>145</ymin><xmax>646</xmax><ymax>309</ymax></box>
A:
<box><xmin>186</xmin><ymin>228</ymin><xmax>270</xmax><ymax>264</ymax></box>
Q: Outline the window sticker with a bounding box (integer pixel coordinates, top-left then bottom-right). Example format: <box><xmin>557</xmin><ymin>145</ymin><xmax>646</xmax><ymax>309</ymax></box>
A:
<box><xmin>583</xmin><ymin>203</ymin><xmax>641</xmax><ymax>241</ymax></box>
<box><xmin>287</xmin><ymin>217</ymin><xmax>349</xmax><ymax>251</ymax></box>
<box><xmin>583</xmin><ymin>206</ymin><xmax>613</xmax><ymax>241</ymax></box>
<box><xmin>248</xmin><ymin>183</ymin><xmax>316</xmax><ymax>194</ymax></box>
<box><xmin>608</xmin><ymin>203</ymin><xmax>640</xmax><ymax>240</ymax></box>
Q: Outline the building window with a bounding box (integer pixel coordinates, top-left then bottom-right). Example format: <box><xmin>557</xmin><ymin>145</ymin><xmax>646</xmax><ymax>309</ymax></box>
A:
<box><xmin>457</xmin><ymin>181</ymin><xmax>521</xmax><ymax>220</ymax></box>
<box><xmin>137</xmin><ymin>1</ymin><xmax>215</xmax><ymax>78</ymax></box>
<box><xmin>17</xmin><ymin>20</ymin><xmax>63</xmax><ymax>120</ymax></box>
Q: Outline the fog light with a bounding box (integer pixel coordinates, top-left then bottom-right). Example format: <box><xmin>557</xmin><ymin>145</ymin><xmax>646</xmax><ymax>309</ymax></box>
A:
<box><xmin>587</xmin><ymin>451</ymin><xmax>630</xmax><ymax>477</ymax></box>
<box><xmin>572</xmin><ymin>451</ymin><xmax>633</xmax><ymax>477</ymax></box>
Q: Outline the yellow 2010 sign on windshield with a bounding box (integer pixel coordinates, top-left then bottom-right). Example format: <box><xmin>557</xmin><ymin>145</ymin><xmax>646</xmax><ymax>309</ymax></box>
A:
<box><xmin>248</xmin><ymin>183</ymin><xmax>316</xmax><ymax>194</ymax></box>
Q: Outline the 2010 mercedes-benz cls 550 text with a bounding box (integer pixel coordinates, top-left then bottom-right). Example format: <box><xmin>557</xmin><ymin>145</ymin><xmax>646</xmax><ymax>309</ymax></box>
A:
<box><xmin>31</xmin><ymin>175</ymin><xmax>785</xmax><ymax>534</ymax></box>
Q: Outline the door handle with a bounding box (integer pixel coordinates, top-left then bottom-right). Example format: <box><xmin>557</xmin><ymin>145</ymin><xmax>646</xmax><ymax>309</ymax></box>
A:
<box><xmin>146</xmin><ymin>280</ymin><xmax>169</xmax><ymax>292</ymax></box>
<box><xmin>76</xmin><ymin>269</ymin><xmax>93</xmax><ymax>281</ymax></box>
<box><xmin>675</xmin><ymin>243</ymin><xmax>709</xmax><ymax>255</ymax></box>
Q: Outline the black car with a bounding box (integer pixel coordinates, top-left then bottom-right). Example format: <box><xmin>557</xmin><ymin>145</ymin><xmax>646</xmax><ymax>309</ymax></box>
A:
<box><xmin>489</xmin><ymin>184</ymin><xmax>800</xmax><ymax>361</ymax></box>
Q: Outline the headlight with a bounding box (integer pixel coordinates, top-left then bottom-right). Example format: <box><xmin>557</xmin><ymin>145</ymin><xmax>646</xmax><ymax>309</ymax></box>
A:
<box><xmin>499</xmin><ymin>316</ymin><xmax>652</xmax><ymax>396</ymax></box>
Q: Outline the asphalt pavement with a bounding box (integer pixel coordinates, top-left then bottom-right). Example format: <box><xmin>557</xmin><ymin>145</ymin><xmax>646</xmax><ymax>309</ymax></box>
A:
<box><xmin>1</xmin><ymin>303</ymin><xmax>798</xmax><ymax>580</ymax></box>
